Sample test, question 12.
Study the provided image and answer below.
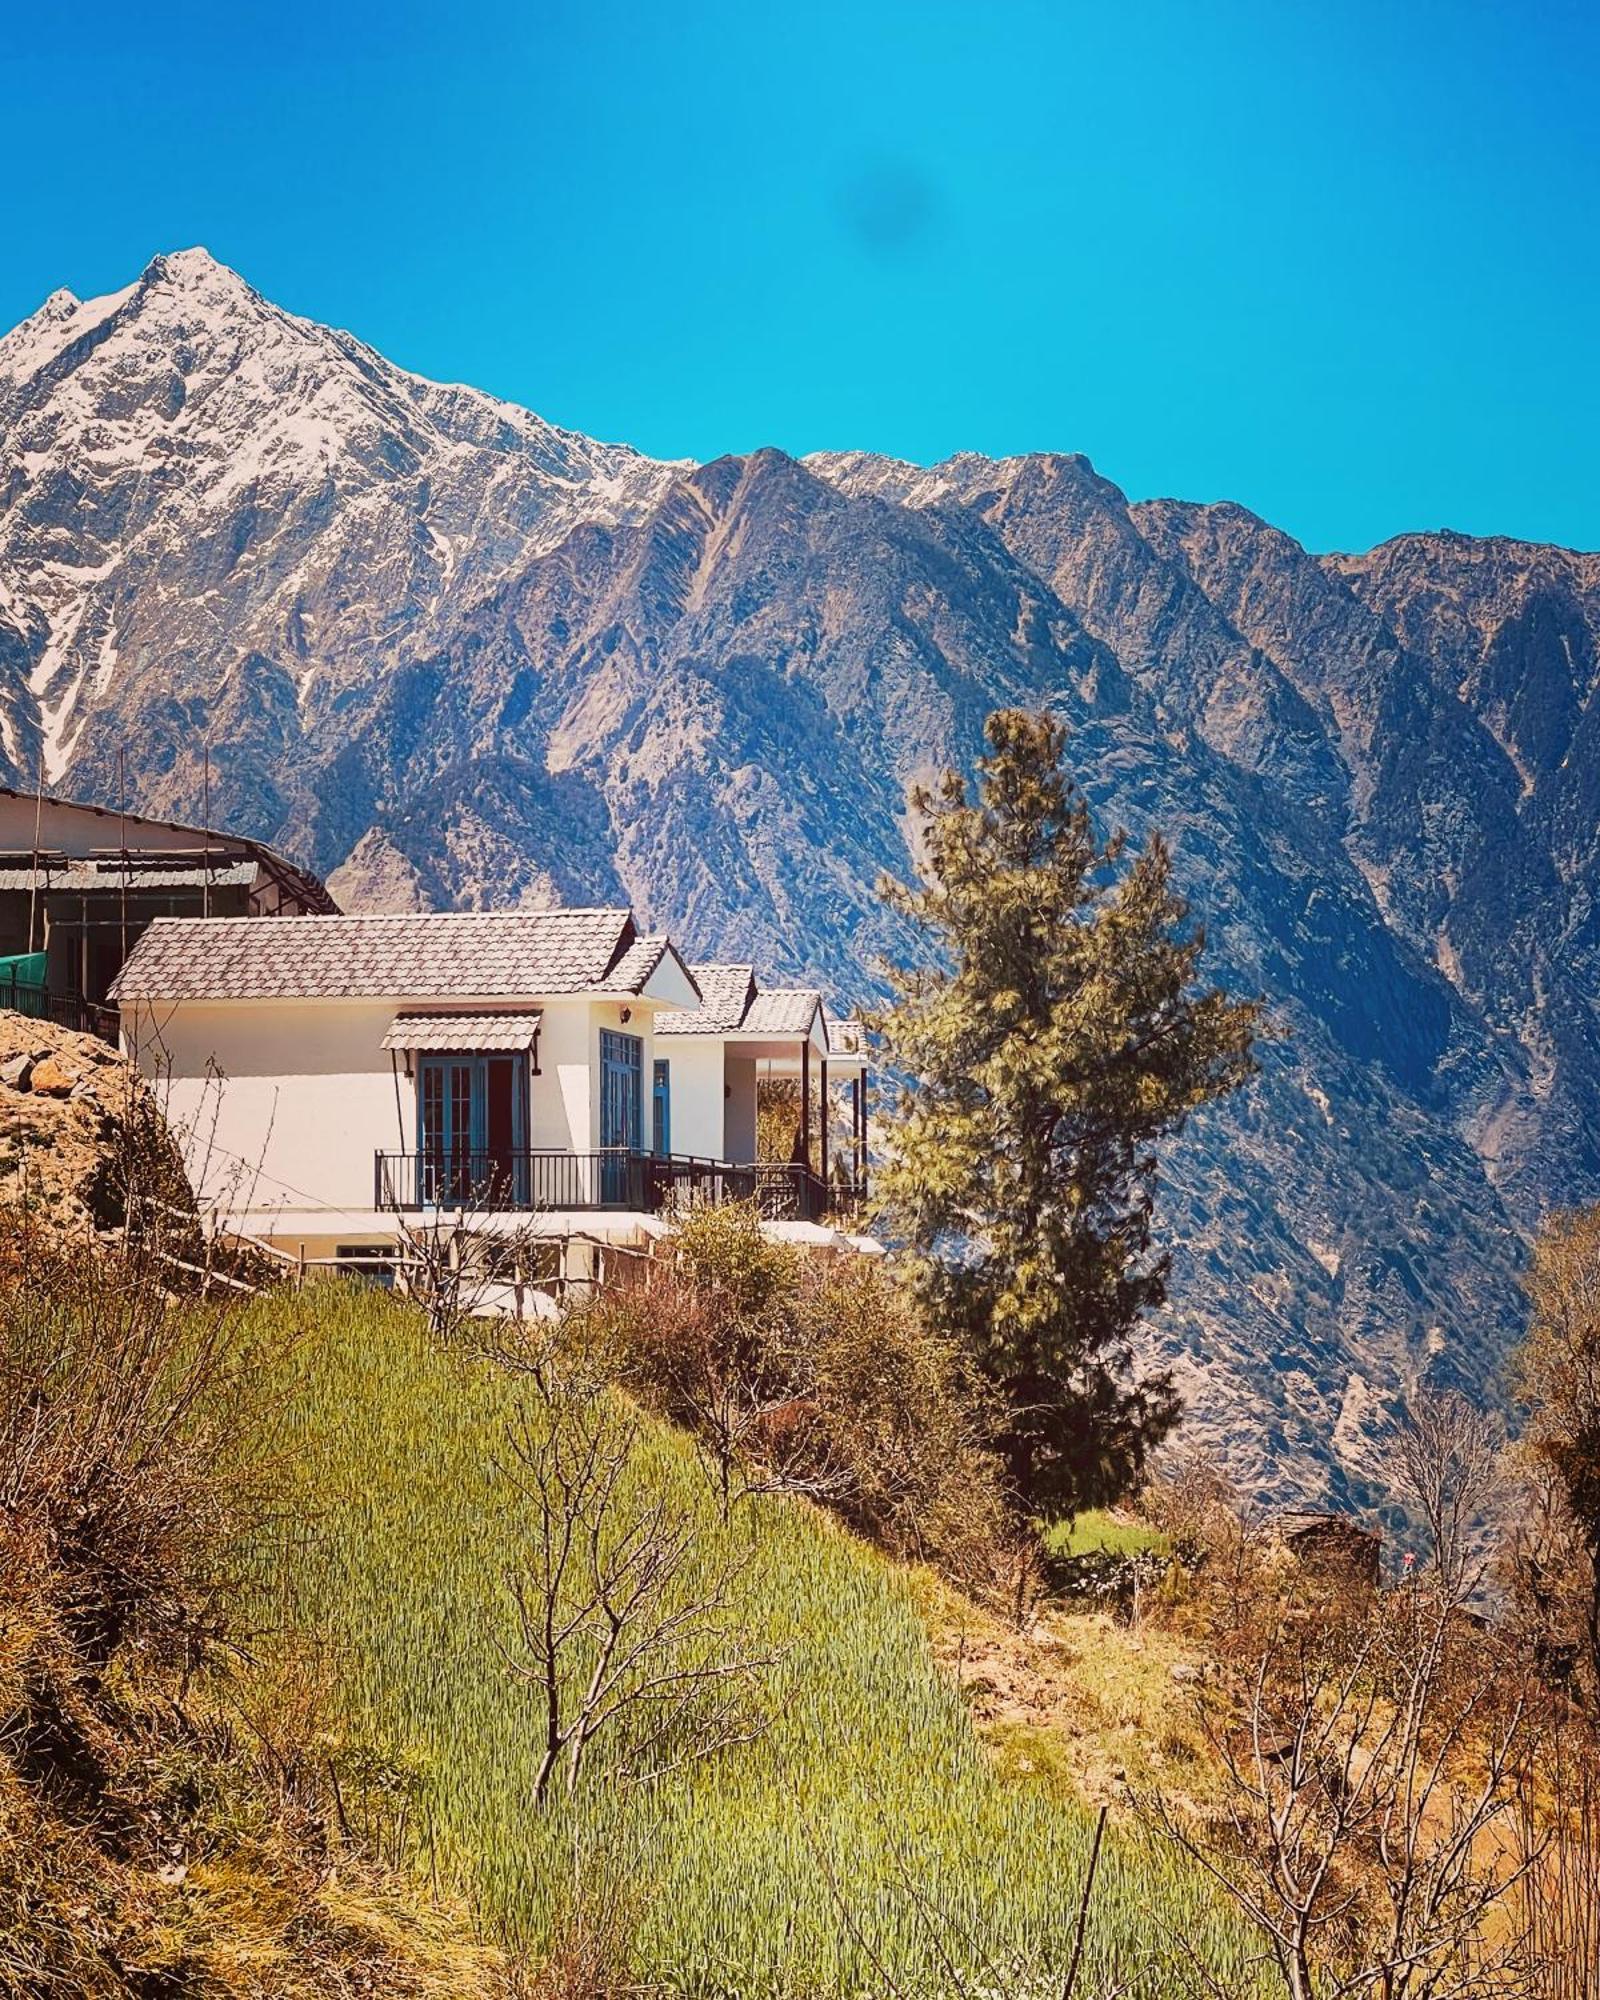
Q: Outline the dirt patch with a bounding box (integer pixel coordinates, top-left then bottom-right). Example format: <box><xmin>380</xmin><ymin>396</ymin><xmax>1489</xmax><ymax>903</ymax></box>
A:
<box><xmin>917</xmin><ymin>1577</ymin><xmax>1218</xmax><ymax>1811</ymax></box>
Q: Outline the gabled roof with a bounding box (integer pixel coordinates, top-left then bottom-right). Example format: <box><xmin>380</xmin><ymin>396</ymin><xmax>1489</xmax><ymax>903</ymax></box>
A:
<box><xmin>595</xmin><ymin>933</ymin><xmax>674</xmax><ymax>996</ymax></box>
<box><xmin>743</xmin><ymin>988</ymin><xmax>824</xmax><ymax>1037</ymax></box>
<box><xmin>654</xmin><ymin>965</ymin><xmax>839</xmax><ymax>1050</ymax></box>
<box><xmin>109</xmin><ymin>908</ymin><xmax>702</xmax><ymax>1004</ymax></box>
<box><xmin>654</xmin><ymin>963</ymin><xmax>758</xmax><ymax>1037</ymax></box>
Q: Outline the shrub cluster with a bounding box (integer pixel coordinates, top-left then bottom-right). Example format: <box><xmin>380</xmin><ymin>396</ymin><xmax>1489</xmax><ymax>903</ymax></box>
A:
<box><xmin>576</xmin><ymin>1203</ymin><xmax>1017</xmax><ymax>1597</ymax></box>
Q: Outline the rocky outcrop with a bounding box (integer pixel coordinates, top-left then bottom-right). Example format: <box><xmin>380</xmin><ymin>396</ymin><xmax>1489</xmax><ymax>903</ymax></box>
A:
<box><xmin>0</xmin><ymin>1014</ymin><xmax>193</xmax><ymax>1241</ymax></box>
<box><xmin>3</xmin><ymin>251</ymin><xmax>1597</xmax><ymax>1505</ymax></box>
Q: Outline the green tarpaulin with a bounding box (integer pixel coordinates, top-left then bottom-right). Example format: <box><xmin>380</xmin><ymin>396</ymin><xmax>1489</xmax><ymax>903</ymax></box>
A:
<box><xmin>0</xmin><ymin>952</ymin><xmax>50</xmax><ymax>1018</ymax></box>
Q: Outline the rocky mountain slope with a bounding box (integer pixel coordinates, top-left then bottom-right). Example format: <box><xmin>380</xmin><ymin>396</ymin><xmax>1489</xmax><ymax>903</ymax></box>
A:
<box><xmin>4</xmin><ymin>249</ymin><xmax>1595</xmax><ymax>1507</ymax></box>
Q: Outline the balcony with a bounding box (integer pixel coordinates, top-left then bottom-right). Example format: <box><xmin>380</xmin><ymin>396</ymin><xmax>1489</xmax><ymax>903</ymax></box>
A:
<box><xmin>373</xmin><ymin>1149</ymin><xmax>864</xmax><ymax>1225</ymax></box>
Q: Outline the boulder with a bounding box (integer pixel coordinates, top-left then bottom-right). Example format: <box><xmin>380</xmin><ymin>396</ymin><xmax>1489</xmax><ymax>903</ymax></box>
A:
<box><xmin>0</xmin><ymin>1054</ymin><xmax>32</xmax><ymax>1091</ymax></box>
<box><xmin>28</xmin><ymin>1056</ymin><xmax>80</xmax><ymax>1099</ymax></box>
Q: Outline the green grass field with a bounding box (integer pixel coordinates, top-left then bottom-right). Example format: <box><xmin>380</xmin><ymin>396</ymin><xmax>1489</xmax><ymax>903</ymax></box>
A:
<box><xmin>249</xmin><ymin>1284</ymin><xmax>1261</xmax><ymax>1997</ymax></box>
<box><xmin>1043</xmin><ymin>1509</ymin><xmax>1171</xmax><ymax>1561</ymax></box>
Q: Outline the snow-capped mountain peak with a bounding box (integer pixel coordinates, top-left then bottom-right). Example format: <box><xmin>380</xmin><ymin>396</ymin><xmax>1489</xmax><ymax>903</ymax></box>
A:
<box><xmin>0</xmin><ymin>249</ymin><xmax>686</xmax><ymax>782</ymax></box>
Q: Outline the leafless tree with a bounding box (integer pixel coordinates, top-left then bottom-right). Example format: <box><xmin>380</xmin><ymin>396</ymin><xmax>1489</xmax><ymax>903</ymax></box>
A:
<box><xmin>1392</xmin><ymin>1393</ymin><xmax>1503</xmax><ymax>1606</ymax></box>
<box><xmin>388</xmin><ymin>1204</ymin><xmax>558</xmax><ymax>1344</ymax></box>
<box><xmin>1141</xmin><ymin>1579</ymin><xmax>1547</xmax><ymax>2000</ymax></box>
<box><xmin>498</xmin><ymin>1349</ymin><xmax>780</xmax><ymax>1806</ymax></box>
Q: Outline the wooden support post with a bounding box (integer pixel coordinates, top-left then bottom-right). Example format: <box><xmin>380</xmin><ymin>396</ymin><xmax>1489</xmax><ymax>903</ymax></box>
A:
<box><xmin>853</xmin><ymin>1076</ymin><xmax>863</xmax><ymax>1187</ymax></box>
<box><xmin>296</xmin><ymin>1242</ymin><xmax>306</xmax><ymax>1291</ymax></box>
<box><xmin>800</xmin><ymin>1038</ymin><xmax>811</xmax><ymax>1174</ymax></box>
<box><xmin>819</xmin><ymin>1057</ymin><xmax>829</xmax><ymax>1189</ymax></box>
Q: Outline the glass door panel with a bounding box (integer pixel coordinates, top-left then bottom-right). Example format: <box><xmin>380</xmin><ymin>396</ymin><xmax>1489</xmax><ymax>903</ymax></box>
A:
<box><xmin>599</xmin><ymin>1030</ymin><xmax>642</xmax><ymax>1204</ymax></box>
<box><xmin>652</xmin><ymin>1058</ymin><xmax>671</xmax><ymax>1157</ymax></box>
<box><xmin>418</xmin><ymin>1053</ymin><xmax>527</xmax><ymax>1206</ymax></box>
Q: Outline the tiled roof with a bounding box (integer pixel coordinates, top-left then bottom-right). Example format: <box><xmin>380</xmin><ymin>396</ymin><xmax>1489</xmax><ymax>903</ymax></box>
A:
<box><xmin>109</xmin><ymin>909</ymin><xmax>663</xmax><ymax>1001</ymax></box>
<box><xmin>743</xmin><ymin>988</ymin><xmax>822</xmax><ymax>1036</ymax></box>
<box><xmin>654</xmin><ymin>963</ymin><xmax>757</xmax><ymax>1036</ymax></box>
<box><xmin>381</xmin><ymin>1012</ymin><xmax>543</xmax><ymax>1051</ymax></box>
<box><xmin>594</xmin><ymin>934</ymin><xmax>672</xmax><ymax>995</ymax></box>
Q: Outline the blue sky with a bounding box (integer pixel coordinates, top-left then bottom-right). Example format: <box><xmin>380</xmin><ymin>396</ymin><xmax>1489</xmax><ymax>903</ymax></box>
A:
<box><xmin>5</xmin><ymin>0</ymin><xmax>1596</xmax><ymax>552</ymax></box>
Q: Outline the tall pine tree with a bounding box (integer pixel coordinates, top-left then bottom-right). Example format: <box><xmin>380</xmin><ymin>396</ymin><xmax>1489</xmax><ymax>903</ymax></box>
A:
<box><xmin>874</xmin><ymin>710</ymin><xmax>1261</xmax><ymax>1518</ymax></box>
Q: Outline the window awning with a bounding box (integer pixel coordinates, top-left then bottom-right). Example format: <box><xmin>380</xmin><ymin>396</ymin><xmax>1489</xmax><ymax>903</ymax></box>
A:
<box><xmin>382</xmin><ymin>1011</ymin><xmax>543</xmax><ymax>1053</ymax></box>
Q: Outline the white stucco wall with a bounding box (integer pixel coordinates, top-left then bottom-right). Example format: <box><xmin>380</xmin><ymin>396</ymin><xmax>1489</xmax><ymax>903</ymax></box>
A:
<box><xmin>532</xmin><ymin>1001</ymin><xmax>597</xmax><ymax>1153</ymax></box>
<box><xmin>724</xmin><ymin>1055</ymin><xmax>757</xmax><ymax>1162</ymax></box>
<box><xmin>122</xmin><ymin>994</ymin><xmax>607</xmax><ymax>1213</ymax></box>
<box><xmin>123</xmin><ymin>998</ymin><xmax>401</xmax><ymax>1212</ymax></box>
<box><xmin>661</xmin><ymin>1039</ymin><xmax>726</xmax><ymax>1160</ymax></box>
<box><xmin>120</xmin><ymin>986</ymin><xmax>742</xmax><ymax>1224</ymax></box>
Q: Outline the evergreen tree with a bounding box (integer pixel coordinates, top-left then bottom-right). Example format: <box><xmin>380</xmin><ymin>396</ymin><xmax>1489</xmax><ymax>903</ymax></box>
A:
<box><xmin>873</xmin><ymin>710</ymin><xmax>1261</xmax><ymax>1517</ymax></box>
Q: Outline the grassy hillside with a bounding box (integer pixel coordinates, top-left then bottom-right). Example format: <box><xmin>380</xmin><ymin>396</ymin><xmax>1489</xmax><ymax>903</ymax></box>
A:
<box><xmin>251</xmin><ymin>1283</ymin><xmax>1264</xmax><ymax>1997</ymax></box>
<box><xmin>0</xmin><ymin>1229</ymin><xmax>513</xmax><ymax>1999</ymax></box>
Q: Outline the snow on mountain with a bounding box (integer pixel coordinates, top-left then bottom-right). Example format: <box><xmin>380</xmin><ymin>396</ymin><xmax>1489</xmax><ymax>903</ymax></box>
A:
<box><xmin>0</xmin><ymin>247</ymin><xmax>684</xmax><ymax>782</ymax></box>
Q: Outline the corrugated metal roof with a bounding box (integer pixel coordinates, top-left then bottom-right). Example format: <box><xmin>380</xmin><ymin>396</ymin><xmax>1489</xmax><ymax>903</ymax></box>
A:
<box><xmin>0</xmin><ymin>863</ymin><xmax>257</xmax><ymax>892</ymax></box>
<box><xmin>381</xmin><ymin>1012</ymin><xmax>543</xmax><ymax>1051</ymax></box>
<box><xmin>110</xmin><ymin>909</ymin><xmax>655</xmax><ymax>1001</ymax></box>
<box><xmin>0</xmin><ymin>786</ymin><xmax>339</xmax><ymax>913</ymax></box>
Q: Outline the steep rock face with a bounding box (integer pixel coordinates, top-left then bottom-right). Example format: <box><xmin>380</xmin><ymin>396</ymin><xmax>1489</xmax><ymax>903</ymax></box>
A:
<box><xmin>2</xmin><ymin>252</ymin><xmax>1593</xmax><ymax>1506</ymax></box>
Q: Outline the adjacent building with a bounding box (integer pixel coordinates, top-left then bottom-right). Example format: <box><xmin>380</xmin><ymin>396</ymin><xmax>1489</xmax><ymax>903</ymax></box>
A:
<box><xmin>0</xmin><ymin>784</ymin><xmax>333</xmax><ymax>1031</ymax></box>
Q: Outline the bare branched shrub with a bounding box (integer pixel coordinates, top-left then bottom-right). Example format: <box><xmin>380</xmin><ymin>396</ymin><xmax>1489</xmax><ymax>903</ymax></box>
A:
<box><xmin>390</xmin><ymin>1205</ymin><xmax>558</xmax><ymax>1345</ymax></box>
<box><xmin>1510</xmin><ymin>1709</ymin><xmax>1600</xmax><ymax>2000</ymax></box>
<box><xmin>0</xmin><ymin>1224</ymin><xmax>249</xmax><ymax>1712</ymax></box>
<box><xmin>499</xmin><ymin>1344</ymin><xmax>780</xmax><ymax>1806</ymax></box>
<box><xmin>0</xmin><ymin>1209</ymin><xmax>522</xmax><ymax>1995</ymax></box>
<box><xmin>1141</xmin><ymin>1453</ymin><xmax>1284</xmax><ymax>1653</ymax></box>
<box><xmin>585</xmin><ymin>1205</ymin><xmax>828</xmax><ymax>1517</ymax></box>
<box><xmin>1515</xmin><ymin>1207</ymin><xmax>1600</xmax><ymax>1709</ymax></box>
<box><xmin>1141</xmin><ymin>1575</ymin><xmax>1547</xmax><ymax>2000</ymax></box>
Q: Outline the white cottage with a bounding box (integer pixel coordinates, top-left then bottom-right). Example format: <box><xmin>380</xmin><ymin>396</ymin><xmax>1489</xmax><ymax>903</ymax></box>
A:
<box><xmin>109</xmin><ymin>907</ymin><xmax>868</xmax><ymax>1275</ymax></box>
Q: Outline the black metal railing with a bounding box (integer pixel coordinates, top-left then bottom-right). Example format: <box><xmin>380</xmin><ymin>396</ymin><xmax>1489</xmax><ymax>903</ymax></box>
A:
<box><xmin>374</xmin><ymin>1149</ymin><xmax>859</xmax><ymax>1223</ymax></box>
<box><xmin>0</xmin><ymin>973</ymin><xmax>118</xmax><ymax>1043</ymax></box>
